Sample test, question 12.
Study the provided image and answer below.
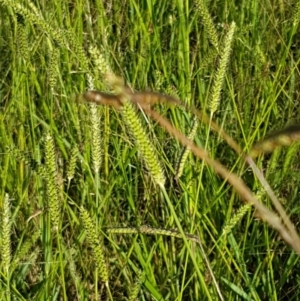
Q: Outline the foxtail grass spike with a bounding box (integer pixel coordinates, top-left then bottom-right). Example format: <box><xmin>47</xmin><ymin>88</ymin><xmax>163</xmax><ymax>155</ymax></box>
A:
<box><xmin>48</xmin><ymin>47</ymin><xmax>60</xmax><ymax>90</ymax></box>
<box><xmin>107</xmin><ymin>225</ymin><xmax>200</xmax><ymax>243</ymax></box>
<box><xmin>89</xmin><ymin>45</ymin><xmax>112</xmax><ymax>76</ymax></box>
<box><xmin>249</xmin><ymin>124</ymin><xmax>300</xmax><ymax>158</ymax></box>
<box><xmin>293</xmin><ymin>0</ymin><xmax>300</xmax><ymax>26</ymax></box>
<box><xmin>86</xmin><ymin>73</ymin><xmax>103</xmax><ymax>174</ymax></box>
<box><xmin>255</xmin><ymin>44</ymin><xmax>267</xmax><ymax>66</ymax></box>
<box><xmin>105</xmin><ymin>73</ymin><xmax>125</xmax><ymax>94</ymax></box>
<box><xmin>195</xmin><ymin>0</ymin><xmax>219</xmax><ymax>50</ymax></box>
<box><xmin>90</xmin><ymin>103</ymin><xmax>103</xmax><ymax>173</ymax></box>
<box><xmin>16</xmin><ymin>14</ymin><xmax>29</xmax><ymax>61</ymax></box>
<box><xmin>222</xmin><ymin>204</ymin><xmax>251</xmax><ymax>237</ymax></box>
<box><xmin>1</xmin><ymin>193</ymin><xmax>11</xmax><ymax>276</ymax></box>
<box><xmin>27</xmin><ymin>0</ymin><xmax>43</xmax><ymax>17</ymax></box>
<box><xmin>79</xmin><ymin>206</ymin><xmax>108</xmax><ymax>284</ymax></box>
<box><xmin>223</xmin><ymin>189</ymin><xmax>265</xmax><ymax>236</ymax></box>
<box><xmin>101</xmin><ymin>74</ymin><xmax>165</xmax><ymax>186</ymax></box>
<box><xmin>6</xmin><ymin>0</ymin><xmax>90</xmax><ymax>74</ymax></box>
<box><xmin>210</xmin><ymin>22</ymin><xmax>236</xmax><ymax>115</ymax></box>
<box><xmin>44</xmin><ymin>133</ymin><xmax>60</xmax><ymax>230</ymax></box>
<box><xmin>176</xmin><ymin>117</ymin><xmax>199</xmax><ymax>179</ymax></box>
<box><xmin>128</xmin><ymin>270</ymin><xmax>144</xmax><ymax>301</ymax></box>
<box><xmin>122</xmin><ymin>99</ymin><xmax>165</xmax><ymax>186</ymax></box>
<box><xmin>87</xmin><ymin>73</ymin><xmax>95</xmax><ymax>91</ymax></box>
<box><xmin>166</xmin><ymin>86</ymin><xmax>179</xmax><ymax>99</ymax></box>
<box><xmin>63</xmin><ymin>29</ymin><xmax>89</xmax><ymax>70</ymax></box>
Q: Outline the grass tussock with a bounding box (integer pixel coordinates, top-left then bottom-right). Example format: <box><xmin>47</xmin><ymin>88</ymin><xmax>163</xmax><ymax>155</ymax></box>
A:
<box><xmin>1</xmin><ymin>0</ymin><xmax>300</xmax><ymax>300</ymax></box>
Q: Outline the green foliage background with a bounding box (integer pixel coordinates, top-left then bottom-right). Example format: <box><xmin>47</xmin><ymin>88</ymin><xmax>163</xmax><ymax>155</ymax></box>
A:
<box><xmin>1</xmin><ymin>0</ymin><xmax>300</xmax><ymax>300</ymax></box>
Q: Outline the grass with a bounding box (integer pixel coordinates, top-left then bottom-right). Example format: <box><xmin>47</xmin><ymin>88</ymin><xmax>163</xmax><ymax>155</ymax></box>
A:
<box><xmin>1</xmin><ymin>0</ymin><xmax>300</xmax><ymax>300</ymax></box>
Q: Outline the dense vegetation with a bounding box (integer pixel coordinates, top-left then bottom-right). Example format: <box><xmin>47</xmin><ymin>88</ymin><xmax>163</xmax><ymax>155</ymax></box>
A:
<box><xmin>1</xmin><ymin>0</ymin><xmax>300</xmax><ymax>300</ymax></box>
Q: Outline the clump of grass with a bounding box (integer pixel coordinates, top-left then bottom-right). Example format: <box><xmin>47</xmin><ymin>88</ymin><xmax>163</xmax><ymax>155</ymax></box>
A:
<box><xmin>81</xmin><ymin>76</ymin><xmax>300</xmax><ymax>254</ymax></box>
<box><xmin>2</xmin><ymin>1</ymin><xmax>300</xmax><ymax>300</ymax></box>
<box><xmin>81</xmin><ymin>72</ymin><xmax>300</xmax><ymax>254</ymax></box>
<box><xmin>2</xmin><ymin>0</ymin><xmax>67</xmax><ymax>47</ymax></box>
<box><xmin>143</xmin><ymin>107</ymin><xmax>300</xmax><ymax>254</ymax></box>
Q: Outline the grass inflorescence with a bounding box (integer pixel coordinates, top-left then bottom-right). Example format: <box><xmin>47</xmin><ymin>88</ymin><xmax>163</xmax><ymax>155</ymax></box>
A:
<box><xmin>1</xmin><ymin>1</ymin><xmax>300</xmax><ymax>300</ymax></box>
